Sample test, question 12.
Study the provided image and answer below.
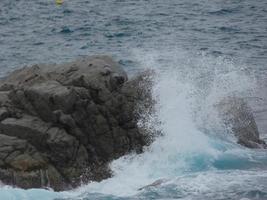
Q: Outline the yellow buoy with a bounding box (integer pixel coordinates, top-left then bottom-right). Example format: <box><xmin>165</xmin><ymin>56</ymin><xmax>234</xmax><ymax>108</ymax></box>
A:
<box><xmin>56</xmin><ymin>0</ymin><xmax>63</xmax><ymax>5</ymax></box>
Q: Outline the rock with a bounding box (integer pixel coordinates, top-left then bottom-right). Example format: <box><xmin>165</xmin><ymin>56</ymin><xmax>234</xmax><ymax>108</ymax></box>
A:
<box><xmin>138</xmin><ymin>179</ymin><xmax>167</xmax><ymax>191</ymax></box>
<box><xmin>0</xmin><ymin>56</ymin><xmax>153</xmax><ymax>191</ymax></box>
<box><xmin>0</xmin><ymin>134</ymin><xmax>67</xmax><ymax>190</ymax></box>
<box><xmin>217</xmin><ymin>96</ymin><xmax>266</xmax><ymax>148</ymax></box>
<box><xmin>247</xmin><ymin>78</ymin><xmax>267</xmax><ymax>142</ymax></box>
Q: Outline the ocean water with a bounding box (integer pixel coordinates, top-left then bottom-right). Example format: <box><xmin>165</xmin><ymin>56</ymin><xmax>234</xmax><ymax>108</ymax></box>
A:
<box><xmin>0</xmin><ymin>0</ymin><xmax>267</xmax><ymax>200</ymax></box>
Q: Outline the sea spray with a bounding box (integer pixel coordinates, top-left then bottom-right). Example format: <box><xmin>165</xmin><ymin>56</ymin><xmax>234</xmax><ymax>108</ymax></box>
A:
<box><xmin>65</xmin><ymin>50</ymin><xmax>261</xmax><ymax>198</ymax></box>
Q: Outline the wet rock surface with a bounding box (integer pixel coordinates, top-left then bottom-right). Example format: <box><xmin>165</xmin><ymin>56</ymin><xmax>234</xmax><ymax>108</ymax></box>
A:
<box><xmin>0</xmin><ymin>56</ymin><xmax>152</xmax><ymax>191</ymax></box>
<box><xmin>217</xmin><ymin>96</ymin><xmax>266</xmax><ymax>148</ymax></box>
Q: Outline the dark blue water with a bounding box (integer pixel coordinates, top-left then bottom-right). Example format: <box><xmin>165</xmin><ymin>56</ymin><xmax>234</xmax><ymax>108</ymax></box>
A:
<box><xmin>1</xmin><ymin>1</ymin><xmax>267</xmax><ymax>200</ymax></box>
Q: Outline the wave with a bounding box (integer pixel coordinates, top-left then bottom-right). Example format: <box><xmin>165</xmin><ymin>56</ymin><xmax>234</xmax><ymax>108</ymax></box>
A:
<box><xmin>1</xmin><ymin>49</ymin><xmax>266</xmax><ymax>200</ymax></box>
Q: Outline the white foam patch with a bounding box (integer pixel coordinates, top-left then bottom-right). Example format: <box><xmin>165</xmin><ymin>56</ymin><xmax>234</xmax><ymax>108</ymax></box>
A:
<box><xmin>170</xmin><ymin>169</ymin><xmax>267</xmax><ymax>199</ymax></box>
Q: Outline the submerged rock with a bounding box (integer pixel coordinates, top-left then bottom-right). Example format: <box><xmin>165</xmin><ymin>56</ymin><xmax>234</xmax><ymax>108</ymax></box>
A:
<box><xmin>0</xmin><ymin>56</ymin><xmax>153</xmax><ymax>191</ymax></box>
<box><xmin>138</xmin><ymin>178</ymin><xmax>167</xmax><ymax>191</ymax></box>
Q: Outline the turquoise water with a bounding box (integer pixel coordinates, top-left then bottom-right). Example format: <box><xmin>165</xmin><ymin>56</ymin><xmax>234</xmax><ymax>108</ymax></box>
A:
<box><xmin>0</xmin><ymin>0</ymin><xmax>267</xmax><ymax>199</ymax></box>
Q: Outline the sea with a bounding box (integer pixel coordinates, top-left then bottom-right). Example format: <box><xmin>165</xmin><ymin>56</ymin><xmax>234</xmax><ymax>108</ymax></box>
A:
<box><xmin>0</xmin><ymin>0</ymin><xmax>267</xmax><ymax>200</ymax></box>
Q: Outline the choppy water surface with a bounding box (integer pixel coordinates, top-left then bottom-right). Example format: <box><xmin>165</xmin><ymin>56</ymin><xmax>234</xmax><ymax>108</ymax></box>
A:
<box><xmin>1</xmin><ymin>0</ymin><xmax>267</xmax><ymax>73</ymax></box>
<box><xmin>0</xmin><ymin>0</ymin><xmax>267</xmax><ymax>200</ymax></box>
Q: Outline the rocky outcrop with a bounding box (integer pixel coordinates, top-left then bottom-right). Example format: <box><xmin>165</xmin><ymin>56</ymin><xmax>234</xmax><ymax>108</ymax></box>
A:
<box><xmin>0</xmin><ymin>56</ymin><xmax>152</xmax><ymax>191</ymax></box>
<box><xmin>249</xmin><ymin>78</ymin><xmax>267</xmax><ymax>142</ymax></box>
<box><xmin>217</xmin><ymin>96</ymin><xmax>266</xmax><ymax>148</ymax></box>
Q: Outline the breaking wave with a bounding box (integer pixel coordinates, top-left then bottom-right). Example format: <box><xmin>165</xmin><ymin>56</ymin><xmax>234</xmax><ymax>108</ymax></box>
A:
<box><xmin>1</xmin><ymin>50</ymin><xmax>267</xmax><ymax>200</ymax></box>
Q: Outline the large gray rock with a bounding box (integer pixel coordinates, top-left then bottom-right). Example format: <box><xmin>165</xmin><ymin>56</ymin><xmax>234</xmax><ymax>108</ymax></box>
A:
<box><xmin>0</xmin><ymin>56</ymin><xmax>153</xmax><ymax>191</ymax></box>
<box><xmin>217</xmin><ymin>96</ymin><xmax>266</xmax><ymax>148</ymax></box>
